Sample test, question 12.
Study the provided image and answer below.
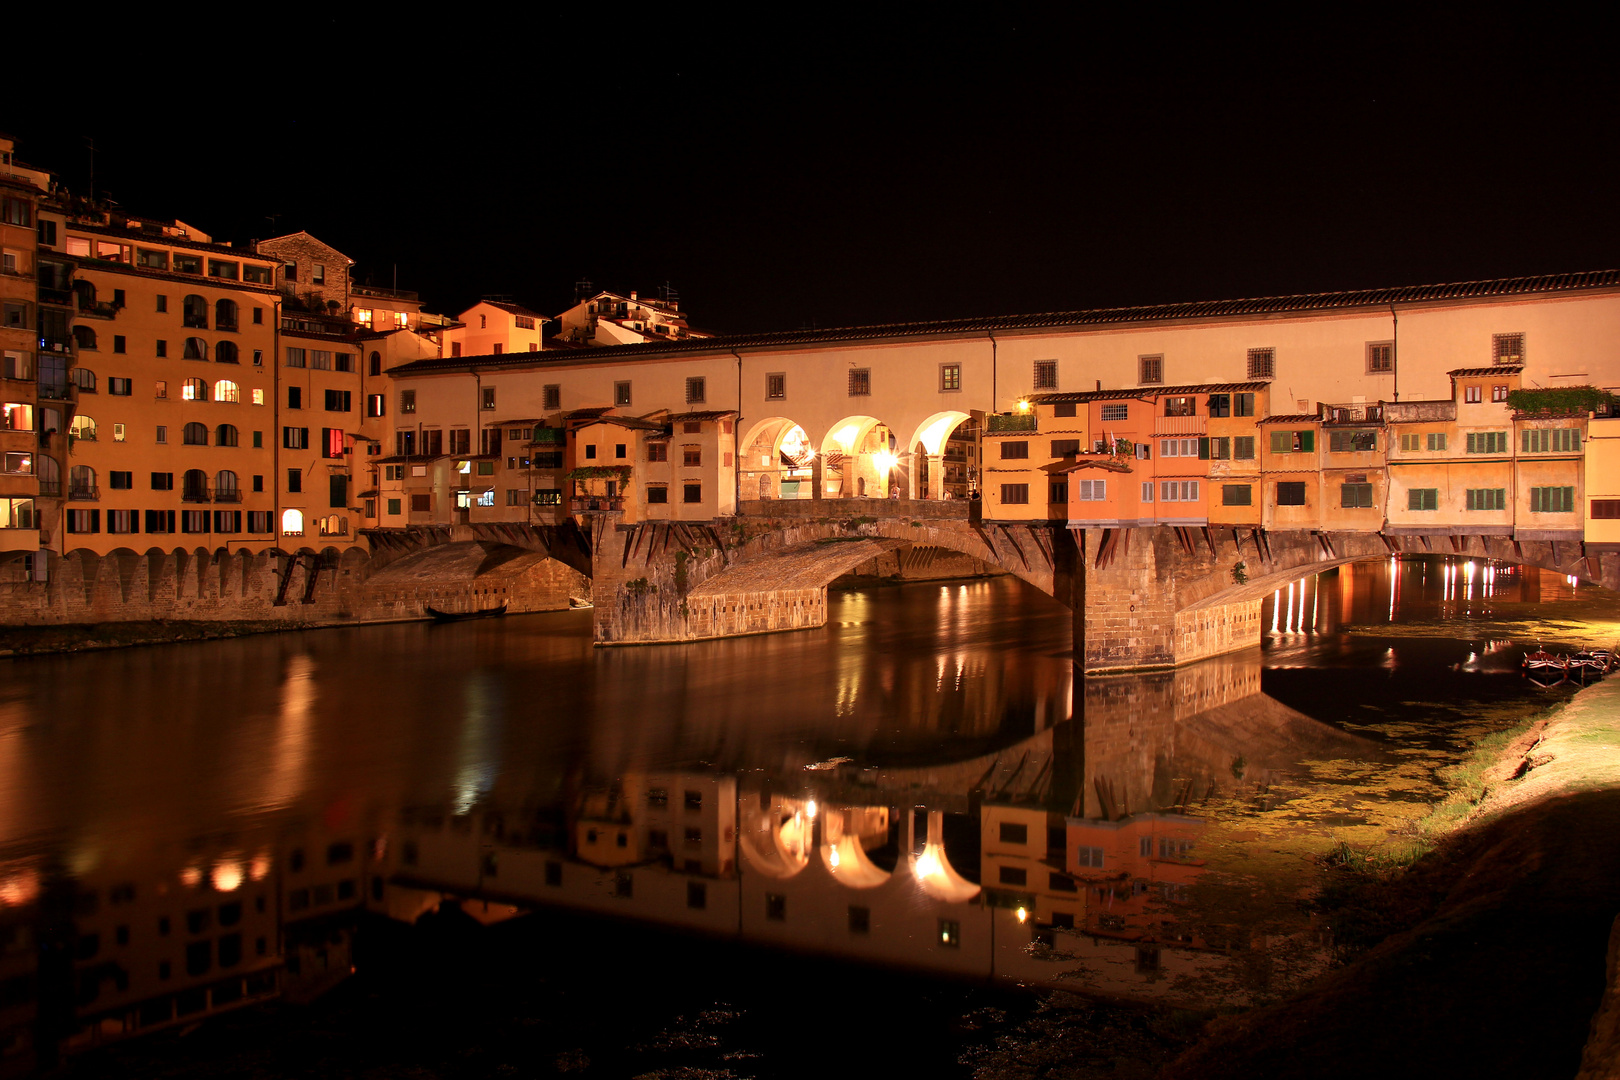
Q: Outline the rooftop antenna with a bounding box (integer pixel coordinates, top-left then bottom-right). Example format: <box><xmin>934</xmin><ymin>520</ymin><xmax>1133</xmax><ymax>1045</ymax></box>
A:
<box><xmin>574</xmin><ymin>278</ymin><xmax>594</xmax><ymax>303</ymax></box>
<box><xmin>84</xmin><ymin>136</ymin><xmax>94</xmax><ymax>205</ymax></box>
<box><xmin>660</xmin><ymin>281</ymin><xmax>680</xmax><ymax>306</ymax></box>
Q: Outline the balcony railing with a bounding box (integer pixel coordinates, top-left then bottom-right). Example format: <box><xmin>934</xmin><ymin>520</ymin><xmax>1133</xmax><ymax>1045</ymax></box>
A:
<box><xmin>37</xmin><ymin>382</ymin><xmax>72</xmax><ymax>401</ymax></box>
<box><xmin>353</xmin><ymin>283</ymin><xmax>419</xmax><ymax>301</ymax></box>
<box><xmin>181</xmin><ymin>487</ymin><xmax>211</xmax><ymax>503</ymax></box>
<box><xmin>36</xmin><ymin>481</ymin><xmax>59</xmax><ymax>498</ymax></box>
<box><xmin>570</xmin><ymin>496</ymin><xmax>624</xmax><ymax>513</ymax></box>
<box><xmin>213</xmin><ymin>489</ymin><xmax>241</xmax><ymax>503</ymax></box>
<box><xmin>1322</xmin><ymin>403</ymin><xmax>1386</xmax><ymax>425</ymax></box>
<box><xmin>68</xmin><ymin>485</ymin><xmax>99</xmax><ymax>501</ymax></box>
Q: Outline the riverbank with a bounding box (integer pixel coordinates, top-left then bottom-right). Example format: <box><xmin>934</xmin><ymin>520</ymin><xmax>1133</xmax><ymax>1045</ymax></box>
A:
<box><xmin>0</xmin><ymin>617</ymin><xmax>404</xmax><ymax>656</ymax></box>
<box><xmin>1160</xmin><ymin>676</ymin><xmax>1620</xmax><ymax>1080</ymax></box>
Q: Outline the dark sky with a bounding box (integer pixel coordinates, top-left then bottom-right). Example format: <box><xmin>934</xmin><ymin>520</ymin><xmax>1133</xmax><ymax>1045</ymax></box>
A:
<box><xmin>9</xmin><ymin>10</ymin><xmax>1618</xmax><ymax>335</ymax></box>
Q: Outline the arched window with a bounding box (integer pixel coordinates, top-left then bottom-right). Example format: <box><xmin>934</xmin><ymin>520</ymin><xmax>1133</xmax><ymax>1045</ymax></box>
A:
<box><xmin>215</xmin><ymin>340</ymin><xmax>239</xmax><ymax>364</ymax></box>
<box><xmin>72</xmin><ymin>325</ymin><xmax>97</xmax><ymax>350</ymax></box>
<box><xmin>182</xmin><ymin>377</ymin><xmax>208</xmax><ymax>401</ymax></box>
<box><xmin>215</xmin><ymin>470</ymin><xmax>239</xmax><ymax>501</ymax></box>
<box><xmin>182</xmin><ymin>422</ymin><xmax>208</xmax><ymax>446</ymax></box>
<box><xmin>214</xmin><ymin>380</ymin><xmax>239</xmax><ymax>403</ymax></box>
<box><xmin>68</xmin><ymin>414</ymin><xmax>96</xmax><ymax>441</ymax></box>
<box><xmin>184</xmin><ymin>337</ymin><xmax>207</xmax><ymax>361</ymax></box>
<box><xmin>214</xmin><ymin>298</ymin><xmax>238</xmax><ymax>331</ymax></box>
<box><xmin>182</xmin><ymin>469</ymin><xmax>209</xmax><ymax>501</ymax></box>
<box><xmin>69</xmin><ymin>464</ymin><xmax>96</xmax><ymax>498</ymax></box>
<box><xmin>183</xmin><ymin>294</ymin><xmax>208</xmax><ymax>328</ymax></box>
<box><xmin>36</xmin><ymin>455</ymin><xmax>59</xmax><ymax>497</ymax></box>
<box><xmin>71</xmin><ymin>368</ymin><xmax>96</xmax><ymax>392</ymax></box>
<box><xmin>215</xmin><ymin>423</ymin><xmax>238</xmax><ymax>447</ymax></box>
<box><xmin>281</xmin><ymin>508</ymin><xmax>304</xmax><ymax>536</ymax></box>
<box><xmin>319</xmin><ymin>515</ymin><xmax>348</xmax><ymax>537</ymax></box>
<box><xmin>369</xmin><ymin>351</ymin><xmax>381</xmax><ymax>376</ymax></box>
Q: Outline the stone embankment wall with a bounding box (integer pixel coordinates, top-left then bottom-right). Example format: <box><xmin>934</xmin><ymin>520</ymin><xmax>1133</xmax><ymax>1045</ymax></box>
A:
<box><xmin>0</xmin><ymin>544</ymin><xmax>589</xmax><ymax>630</ymax></box>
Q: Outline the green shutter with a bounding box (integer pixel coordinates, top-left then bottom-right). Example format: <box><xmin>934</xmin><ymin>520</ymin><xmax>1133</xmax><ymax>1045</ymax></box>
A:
<box><xmin>1198</xmin><ymin>437</ymin><xmax>1210</xmax><ymax>460</ymax></box>
<box><xmin>1270</xmin><ymin>431</ymin><xmax>1289</xmax><ymax>454</ymax></box>
<box><xmin>1299</xmin><ymin>430</ymin><xmax>1314</xmax><ymax>452</ymax></box>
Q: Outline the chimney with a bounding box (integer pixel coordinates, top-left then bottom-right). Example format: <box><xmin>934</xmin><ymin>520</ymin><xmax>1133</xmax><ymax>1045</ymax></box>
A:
<box><xmin>630</xmin><ymin>290</ymin><xmax>638</xmax><ymax>301</ymax></box>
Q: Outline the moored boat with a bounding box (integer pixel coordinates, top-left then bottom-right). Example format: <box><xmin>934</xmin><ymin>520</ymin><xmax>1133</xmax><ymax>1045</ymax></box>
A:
<box><xmin>426</xmin><ymin>604</ymin><xmax>508</xmax><ymax>623</ymax></box>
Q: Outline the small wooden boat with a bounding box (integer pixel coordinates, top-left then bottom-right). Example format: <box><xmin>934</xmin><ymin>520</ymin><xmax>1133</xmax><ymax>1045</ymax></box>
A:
<box><xmin>1569</xmin><ymin>651</ymin><xmax>1606</xmax><ymax>673</ymax></box>
<box><xmin>568</xmin><ymin>596</ymin><xmax>593</xmax><ymax>609</ymax></box>
<box><xmin>426</xmin><ymin>604</ymin><xmax>508</xmax><ymax>624</ymax></box>
<box><xmin>1522</xmin><ymin>649</ymin><xmax>1565</xmax><ymax>671</ymax></box>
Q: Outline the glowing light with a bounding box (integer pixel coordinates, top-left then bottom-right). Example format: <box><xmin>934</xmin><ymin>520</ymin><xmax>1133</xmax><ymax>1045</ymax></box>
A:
<box><xmin>1016</xmin><ymin>906</ymin><xmax>1028</xmax><ymax>924</ymax></box>
<box><xmin>873</xmin><ymin>449</ymin><xmax>898</xmax><ymax>476</ymax></box>
<box><xmin>914</xmin><ymin>851</ymin><xmax>941</xmax><ymax>879</ymax></box>
<box><xmin>829</xmin><ymin>847</ymin><xmax>841</xmax><ymax>868</ymax></box>
<box><xmin>180</xmin><ymin>865</ymin><xmax>202</xmax><ymax>888</ymax></box>
<box><xmin>1016</xmin><ymin>399</ymin><xmax>1031</xmax><ymax>413</ymax></box>
<box><xmin>806</xmin><ymin>799</ymin><xmax>818</xmax><ymax>819</ymax></box>
<box><xmin>211</xmin><ymin>859</ymin><xmax>244</xmax><ymax>893</ymax></box>
<box><xmin>833</xmin><ymin>424</ymin><xmax>860</xmax><ymax>451</ymax></box>
<box><xmin>249</xmin><ymin>853</ymin><xmax>271</xmax><ymax>881</ymax></box>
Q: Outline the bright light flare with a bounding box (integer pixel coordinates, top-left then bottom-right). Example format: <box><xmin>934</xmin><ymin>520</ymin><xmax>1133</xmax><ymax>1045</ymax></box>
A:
<box><xmin>1016</xmin><ymin>906</ymin><xmax>1029</xmax><ymax>924</ymax></box>
<box><xmin>211</xmin><ymin>859</ymin><xmax>244</xmax><ymax>893</ymax></box>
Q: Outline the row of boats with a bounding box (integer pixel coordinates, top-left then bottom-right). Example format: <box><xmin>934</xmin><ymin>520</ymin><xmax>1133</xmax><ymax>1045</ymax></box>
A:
<box><xmin>1523</xmin><ymin>646</ymin><xmax>1615</xmax><ymax>685</ymax></box>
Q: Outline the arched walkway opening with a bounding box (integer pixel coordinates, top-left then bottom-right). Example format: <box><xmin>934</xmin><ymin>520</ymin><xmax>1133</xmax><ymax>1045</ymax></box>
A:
<box><xmin>739</xmin><ymin>416</ymin><xmax>816</xmax><ymax>501</ymax></box>
<box><xmin>819</xmin><ymin>415</ymin><xmax>900</xmax><ymax>500</ymax></box>
<box><xmin>905</xmin><ymin>410</ymin><xmax>977</xmax><ymax>501</ymax></box>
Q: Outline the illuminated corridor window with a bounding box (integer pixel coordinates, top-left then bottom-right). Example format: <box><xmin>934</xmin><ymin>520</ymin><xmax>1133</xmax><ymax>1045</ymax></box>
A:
<box><xmin>1077</xmin><ymin>479</ymin><xmax>1106</xmax><ymax>501</ymax></box>
<box><xmin>1247</xmin><ymin>348</ymin><xmax>1275</xmax><ymax>379</ymax></box>
<box><xmin>1493</xmin><ymin>333</ymin><xmax>1525</xmax><ymax>364</ymax></box>
<box><xmin>939</xmin><ymin>364</ymin><xmax>960</xmax><ymax>392</ymax></box>
<box><xmin>848</xmin><ymin>369</ymin><xmax>871</xmax><ymax>396</ymax></box>
<box><xmin>281</xmin><ymin>509</ymin><xmax>304</xmax><ymax>536</ymax></box>
<box><xmin>1367</xmin><ymin>342</ymin><xmax>1393</xmax><ymax>373</ymax></box>
<box><xmin>1276</xmin><ymin>482</ymin><xmax>1307</xmax><ymax>506</ymax></box>
<box><xmin>1222</xmin><ymin>484</ymin><xmax>1252</xmax><ymax>506</ymax></box>
<box><xmin>1466</xmin><ymin>488</ymin><xmax>1505</xmax><ymax>511</ymax></box>
<box><xmin>1139</xmin><ymin>354</ymin><xmax>1163</xmax><ymax>384</ymax></box>
<box><xmin>1032</xmin><ymin>360</ymin><xmax>1057</xmax><ymax>389</ymax></box>
<box><xmin>1465</xmin><ymin>431</ymin><xmax>1507</xmax><ymax>453</ymax></box>
<box><xmin>766</xmin><ymin>372</ymin><xmax>787</xmax><ymax>399</ymax></box>
<box><xmin>1407</xmin><ymin>488</ymin><xmax>1439</xmax><ymax>511</ymax></box>
<box><xmin>1522</xmin><ymin>428</ymin><xmax>1581</xmax><ymax>452</ymax></box>
<box><xmin>685</xmin><ymin>377</ymin><xmax>705</xmax><ymax>404</ymax></box>
<box><xmin>615</xmin><ymin>381</ymin><xmax>632</xmax><ymax>406</ymax></box>
<box><xmin>1530</xmin><ymin>486</ymin><xmax>1574</xmax><ymax>513</ymax></box>
<box><xmin>543</xmin><ymin>385</ymin><xmax>560</xmax><ymax>410</ymax></box>
<box><xmin>1340</xmin><ymin>483</ymin><xmax>1374</xmax><ymax>508</ymax></box>
<box><xmin>1000</xmin><ymin>484</ymin><xmax>1029</xmax><ymax>504</ymax></box>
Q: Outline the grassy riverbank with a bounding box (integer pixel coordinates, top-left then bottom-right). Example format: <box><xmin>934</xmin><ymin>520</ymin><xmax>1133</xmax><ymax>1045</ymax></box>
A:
<box><xmin>0</xmin><ymin>619</ymin><xmax>324</xmax><ymax>656</ymax></box>
<box><xmin>1161</xmin><ymin>677</ymin><xmax>1620</xmax><ymax>1080</ymax></box>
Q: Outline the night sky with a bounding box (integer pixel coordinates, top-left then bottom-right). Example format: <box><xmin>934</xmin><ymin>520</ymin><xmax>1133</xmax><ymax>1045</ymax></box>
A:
<box><xmin>9</xmin><ymin>11</ymin><xmax>1617</xmax><ymax>335</ymax></box>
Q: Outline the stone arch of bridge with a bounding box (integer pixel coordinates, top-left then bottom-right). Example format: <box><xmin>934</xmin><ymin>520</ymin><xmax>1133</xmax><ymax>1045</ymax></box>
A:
<box><xmin>362</xmin><ymin>539</ymin><xmax>591</xmax><ymax>613</ymax></box>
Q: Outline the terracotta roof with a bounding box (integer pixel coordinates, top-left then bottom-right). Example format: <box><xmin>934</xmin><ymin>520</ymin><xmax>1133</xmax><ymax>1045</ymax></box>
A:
<box><xmin>66</xmin><ymin>220</ymin><xmax>277</xmax><ymax>262</ymax></box>
<box><xmin>1029</xmin><ymin>381</ymin><xmax>1272</xmax><ymax>404</ymax></box>
<box><xmin>1259</xmin><ymin>414</ymin><xmax>1322</xmax><ymax>424</ymax></box>
<box><xmin>669</xmin><ymin>410</ymin><xmax>738</xmax><ymax>422</ymax></box>
<box><xmin>564</xmin><ymin>407</ymin><xmax>613</xmax><ymax>420</ymax></box>
<box><xmin>389</xmin><ymin>270</ymin><xmax>1620</xmax><ymax>377</ymax></box>
<box><xmin>476</xmin><ymin>299</ymin><xmax>547</xmax><ymax>320</ymax></box>
<box><xmin>1448</xmin><ymin>365</ymin><xmax>1525</xmax><ymax>377</ymax></box>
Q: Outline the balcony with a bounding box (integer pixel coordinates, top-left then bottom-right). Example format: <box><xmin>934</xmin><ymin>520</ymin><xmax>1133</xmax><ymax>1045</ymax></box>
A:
<box><xmin>280</xmin><ymin>313</ymin><xmax>352</xmax><ymax>338</ymax></box>
<box><xmin>36</xmin><ymin>480</ymin><xmax>59</xmax><ymax>498</ymax></box>
<box><xmin>37</xmin><ymin>381</ymin><xmax>72</xmax><ymax>402</ymax></box>
<box><xmin>76</xmin><ymin>299</ymin><xmax>119</xmax><ymax>319</ymax></box>
<box><xmin>986</xmin><ymin>412</ymin><xmax>1038</xmax><ymax>433</ymax></box>
<box><xmin>571</xmin><ymin>496</ymin><xmax>624</xmax><ymax>513</ymax></box>
<box><xmin>213</xmin><ymin>489</ymin><xmax>241</xmax><ymax>503</ymax></box>
<box><xmin>353</xmin><ymin>283</ymin><xmax>419</xmax><ymax>301</ymax></box>
<box><xmin>181</xmin><ymin>487</ymin><xmax>211</xmax><ymax>503</ymax></box>
<box><xmin>68</xmin><ymin>485</ymin><xmax>99</xmax><ymax>502</ymax></box>
<box><xmin>1322</xmin><ymin>403</ymin><xmax>1386</xmax><ymax>425</ymax></box>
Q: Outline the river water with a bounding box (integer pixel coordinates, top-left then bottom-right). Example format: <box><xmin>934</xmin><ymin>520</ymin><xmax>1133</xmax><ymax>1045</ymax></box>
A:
<box><xmin>1</xmin><ymin>555</ymin><xmax>1615</xmax><ymax>1077</ymax></box>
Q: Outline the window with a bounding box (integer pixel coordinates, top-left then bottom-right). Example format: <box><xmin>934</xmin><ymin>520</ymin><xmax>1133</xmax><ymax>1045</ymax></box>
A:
<box><xmin>1493</xmin><ymin>333</ymin><xmax>1524</xmax><ymax>365</ymax></box>
<box><xmin>151</xmin><ymin>472</ymin><xmax>174</xmax><ymax>490</ymax></box>
<box><xmin>283</xmin><ymin>427</ymin><xmax>309</xmax><ymax>450</ymax></box>
<box><xmin>0</xmin><ymin>198</ymin><xmax>28</xmax><ymax>227</ymax></box>
<box><xmin>1051</xmin><ymin>439</ymin><xmax>1080</xmax><ymax>456</ymax></box>
<box><xmin>108</xmin><ymin>509</ymin><xmax>137</xmax><ymax>533</ymax></box>
<box><xmin>543</xmin><ymin>384</ymin><xmax>561</xmax><ymax>410</ymax></box>
<box><xmin>145</xmin><ymin>509</ymin><xmax>175</xmax><ymax>533</ymax></box>
<box><xmin>1400</xmin><ymin>433</ymin><xmax>1420</xmax><ymax>452</ymax></box>
<box><xmin>312</xmin><ymin>263</ymin><xmax>325</xmax><ymax>285</ymax></box>
<box><xmin>682</xmin><ymin>483</ymin><xmax>702</xmax><ymax>504</ymax></box>
<box><xmin>215</xmin><ymin>341</ymin><xmax>238</xmax><ymax>364</ymax></box>
<box><xmin>180</xmin><ymin>509</ymin><xmax>209</xmax><ymax>534</ymax></box>
<box><xmin>311</xmin><ymin>350</ymin><xmax>332</xmax><ymax>371</ymax></box>
<box><xmin>1247</xmin><ymin>347</ymin><xmax>1275</xmax><ymax>379</ymax></box>
<box><xmin>686</xmin><ymin>377</ymin><xmax>706</xmax><ymax>404</ymax></box>
<box><xmin>1053</xmin><ymin>403</ymin><xmax>1076</xmax><ymax>417</ymax></box>
<box><xmin>1367</xmin><ymin>342</ymin><xmax>1393</xmax><ymax>373</ymax></box>
<box><xmin>1269</xmin><ymin>429</ymin><xmax>1315</xmax><ymax>453</ymax></box>
<box><xmin>1222</xmin><ymin>484</ymin><xmax>1252</xmax><ymax>506</ymax></box>
<box><xmin>1159</xmin><ymin>480</ymin><xmax>1200</xmax><ymax>502</ymax></box>
<box><xmin>72</xmin><ymin>367</ymin><xmax>96</xmax><ymax>394</ymax></box>
<box><xmin>1464</xmin><ymin>385</ymin><xmax>1482</xmax><ymax>404</ymax></box>
<box><xmin>1329</xmin><ymin>429</ymin><xmax>1378</xmax><ymax>452</ymax></box>
<box><xmin>1407</xmin><ymin>488</ymin><xmax>1439</xmax><ymax>511</ymax></box>
<box><xmin>847</xmin><ymin>368</ymin><xmax>871</xmax><ymax>396</ymax></box>
<box><xmin>1159</xmin><ymin>438</ymin><xmax>1198</xmax><ymax>457</ymax></box>
<box><xmin>682</xmin><ymin>446</ymin><xmax>701</xmax><ymax>467</ymax></box>
<box><xmin>245</xmin><ymin>263</ymin><xmax>272</xmax><ymax>284</ymax></box>
<box><xmin>1492</xmin><ymin>384</ymin><xmax>1510</xmax><ymax>403</ymax></box>
<box><xmin>1276</xmin><ymin>482</ymin><xmax>1307</xmax><ymax>506</ymax></box>
<box><xmin>113</xmin><ymin>335</ymin><xmax>126</xmax><ymax>354</ymax></box>
<box><xmin>182</xmin><ymin>422</ymin><xmax>207</xmax><ymax>445</ymax></box>
<box><xmin>998</xmin><ymin>866</ymin><xmax>1028</xmax><ymax>886</ymax></box>
<box><xmin>1163</xmin><ymin>396</ymin><xmax>1195</xmax><ymax>417</ymax></box>
<box><xmin>215</xmin><ymin>298</ymin><xmax>238</xmax><ymax>330</ymax></box>
<box><xmin>1530</xmin><ymin>486</ymin><xmax>1575</xmax><ymax>513</ymax></box>
<box><xmin>1077</xmin><ymin>479</ymin><xmax>1106</xmax><ymax>501</ymax></box>
<box><xmin>1523</xmin><ymin>428</ymin><xmax>1581</xmax><ymax>453</ymax></box>
<box><xmin>1207</xmin><ymin>436</ymin><xmax>1231</xmax><ymax>459</ymax></box>
<box><xmin>183</xmin><ymin>295</ymin><xmax>207</xmax><ymax>328</ymax></box>
<box><xmin>68</xmin><ymin>414</ymin><xmax>95</xmax><ymax>441</ymax></box>
<box><xmin>1139</xmin><ymin>354</ymin><xmax>1163</xmax><ymax>384</ymax></box>
<box><xmin>287</xmin><ymin>469</ymin><xmax>302</xmax><ymax>494</ymax></box>
<box><xmin>614</xmin><ymin>381</ymin><xmax>632</xmax><ymax>407</ymax></box>
<box><xmin>1</xmin><ymin>351</ymin><xmax>32</xmax><ymax>380</ymax></box>
<box><xmin>216</xmin><ymin>424</ymin><xmax>238</xmax><ymax>447</ymax></box>
<box><xmin>1000</xmin><ymin>484</ymin><xmax>1029</xmax><ymax>504</ymax></box>
<box><xmin>1049</xmin><ymin>481</ymin><xmax>1068</xmax><ymax>503</ymax></box>
<box><xmin>182</xmin><ymin>377</ymin><xmax>208</xmax><ymax>402</ymax></box>
<box><xmin>1591</xmin><ymin>500</ymin><xmax>1620</xmax><ymax>519</ymax></box>
<box><xmin>1033</xmin><ymin>360</ymin><xmax>1057</xmax><ymax>389</ymax></box>
<box><xmin>400</xmin><ymin>389</ymin><xmax>415</xmax><ymax>414</ymax></box>
<box><xmin>215</xmin><ymin>380</ymin><xmax>239</xmax><ymax>403</ymax></box>
<box><xmin>1207</xmin><ymin>393</ymin><xmax>1231</xmax><ymax>417</ymax></box>
<box><xmin>449</xmin><ymin>429</ymin><xmax>470</xmax><ymax>455</ymax></box>
<box><xmin>1429</xmin><ymin>433</ymin><xmax>1448</xmax><ymax>451</ymax></box>
<box><xmin>318</xmin><ymin>428</ymin><xmax>344</xmax><ymax>460</ymax></box>
<box><xmin>109</xmin><ymin>376</ymin><xmax>131</xmax><ymax>396</ymax></box>
<box><xmin>999</xmin><ymin>441</ymin><xmax>1029</xmax><ymax>460</ymax></box>
<box><xmin>938</xmin><ymin>919</ymin><xmax>961</xmax><ymax>947</ymax></box>
<box><xmin>281</xmin><ymin>509</ymin><xmax>304</xmax><ymax>535</ymax></box>
<box><xmin>1341</xmin><ymin>483</ymin><xmax>1374</xmax><ymax>508</ymax></box>
<box><xmin>1467</xmin><ymin>488</ymin><xmax>1506</xmax><ymax>511</ymax></box>
<box><xmin>66</xmin><ymin>509</ymin><xmax>99</xmax><ymax>534</ymax></box>
<box><xmin>647</xmin><ymin>442</ymin><xmax>668</xmax><ymax>462</ymax></box>
<box><xmin>1100</xmin><ymin>403</ymin><xmax>1128</xmax><ymax>422</ymax></box>
<box><xmin>285</xmin><ymin>347</ymin><xmax>305</xmax><ymax>368</ymax></box>
<box><xmin>939</xmin><ymin>364</ymin><xmax>961</xmax><ymax>392</ymax></box>
<box><xmin>1235</xmin><ymin>393</ymin><xmax>1255</xmax><ymax>417</ymax></box>
<box><xmin>1140</xmin><ymin>481</ymin><xmax>1154</xmax><ymax>501</ymax></box>
<box><xmin>155</xmin><ymin>339</ymin><xmax>168</xmax><ymax>357</ymax></box>
<box><xmin>1465</xmin><ymin>431</ymin><xmax>1507</xmax><ymax>453</ymax></box>
<box><xmin>367</xmin><ymin>394</ymin><xmax>385</xmax><ymax>418</ymax></box>
<box><xmin>253</xmin><ymin>474</ymin><xmax>263</xmax><ymax>491</ymax></box>
<box><xmin>324</xmin><ymin>389</ymin><xmax>352</xmax><ymax>412</ymax></box>
<box><xmin>109</xmin><ymin>470</ymin><xmax>131</xmax><ymax>489</ymax></box>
